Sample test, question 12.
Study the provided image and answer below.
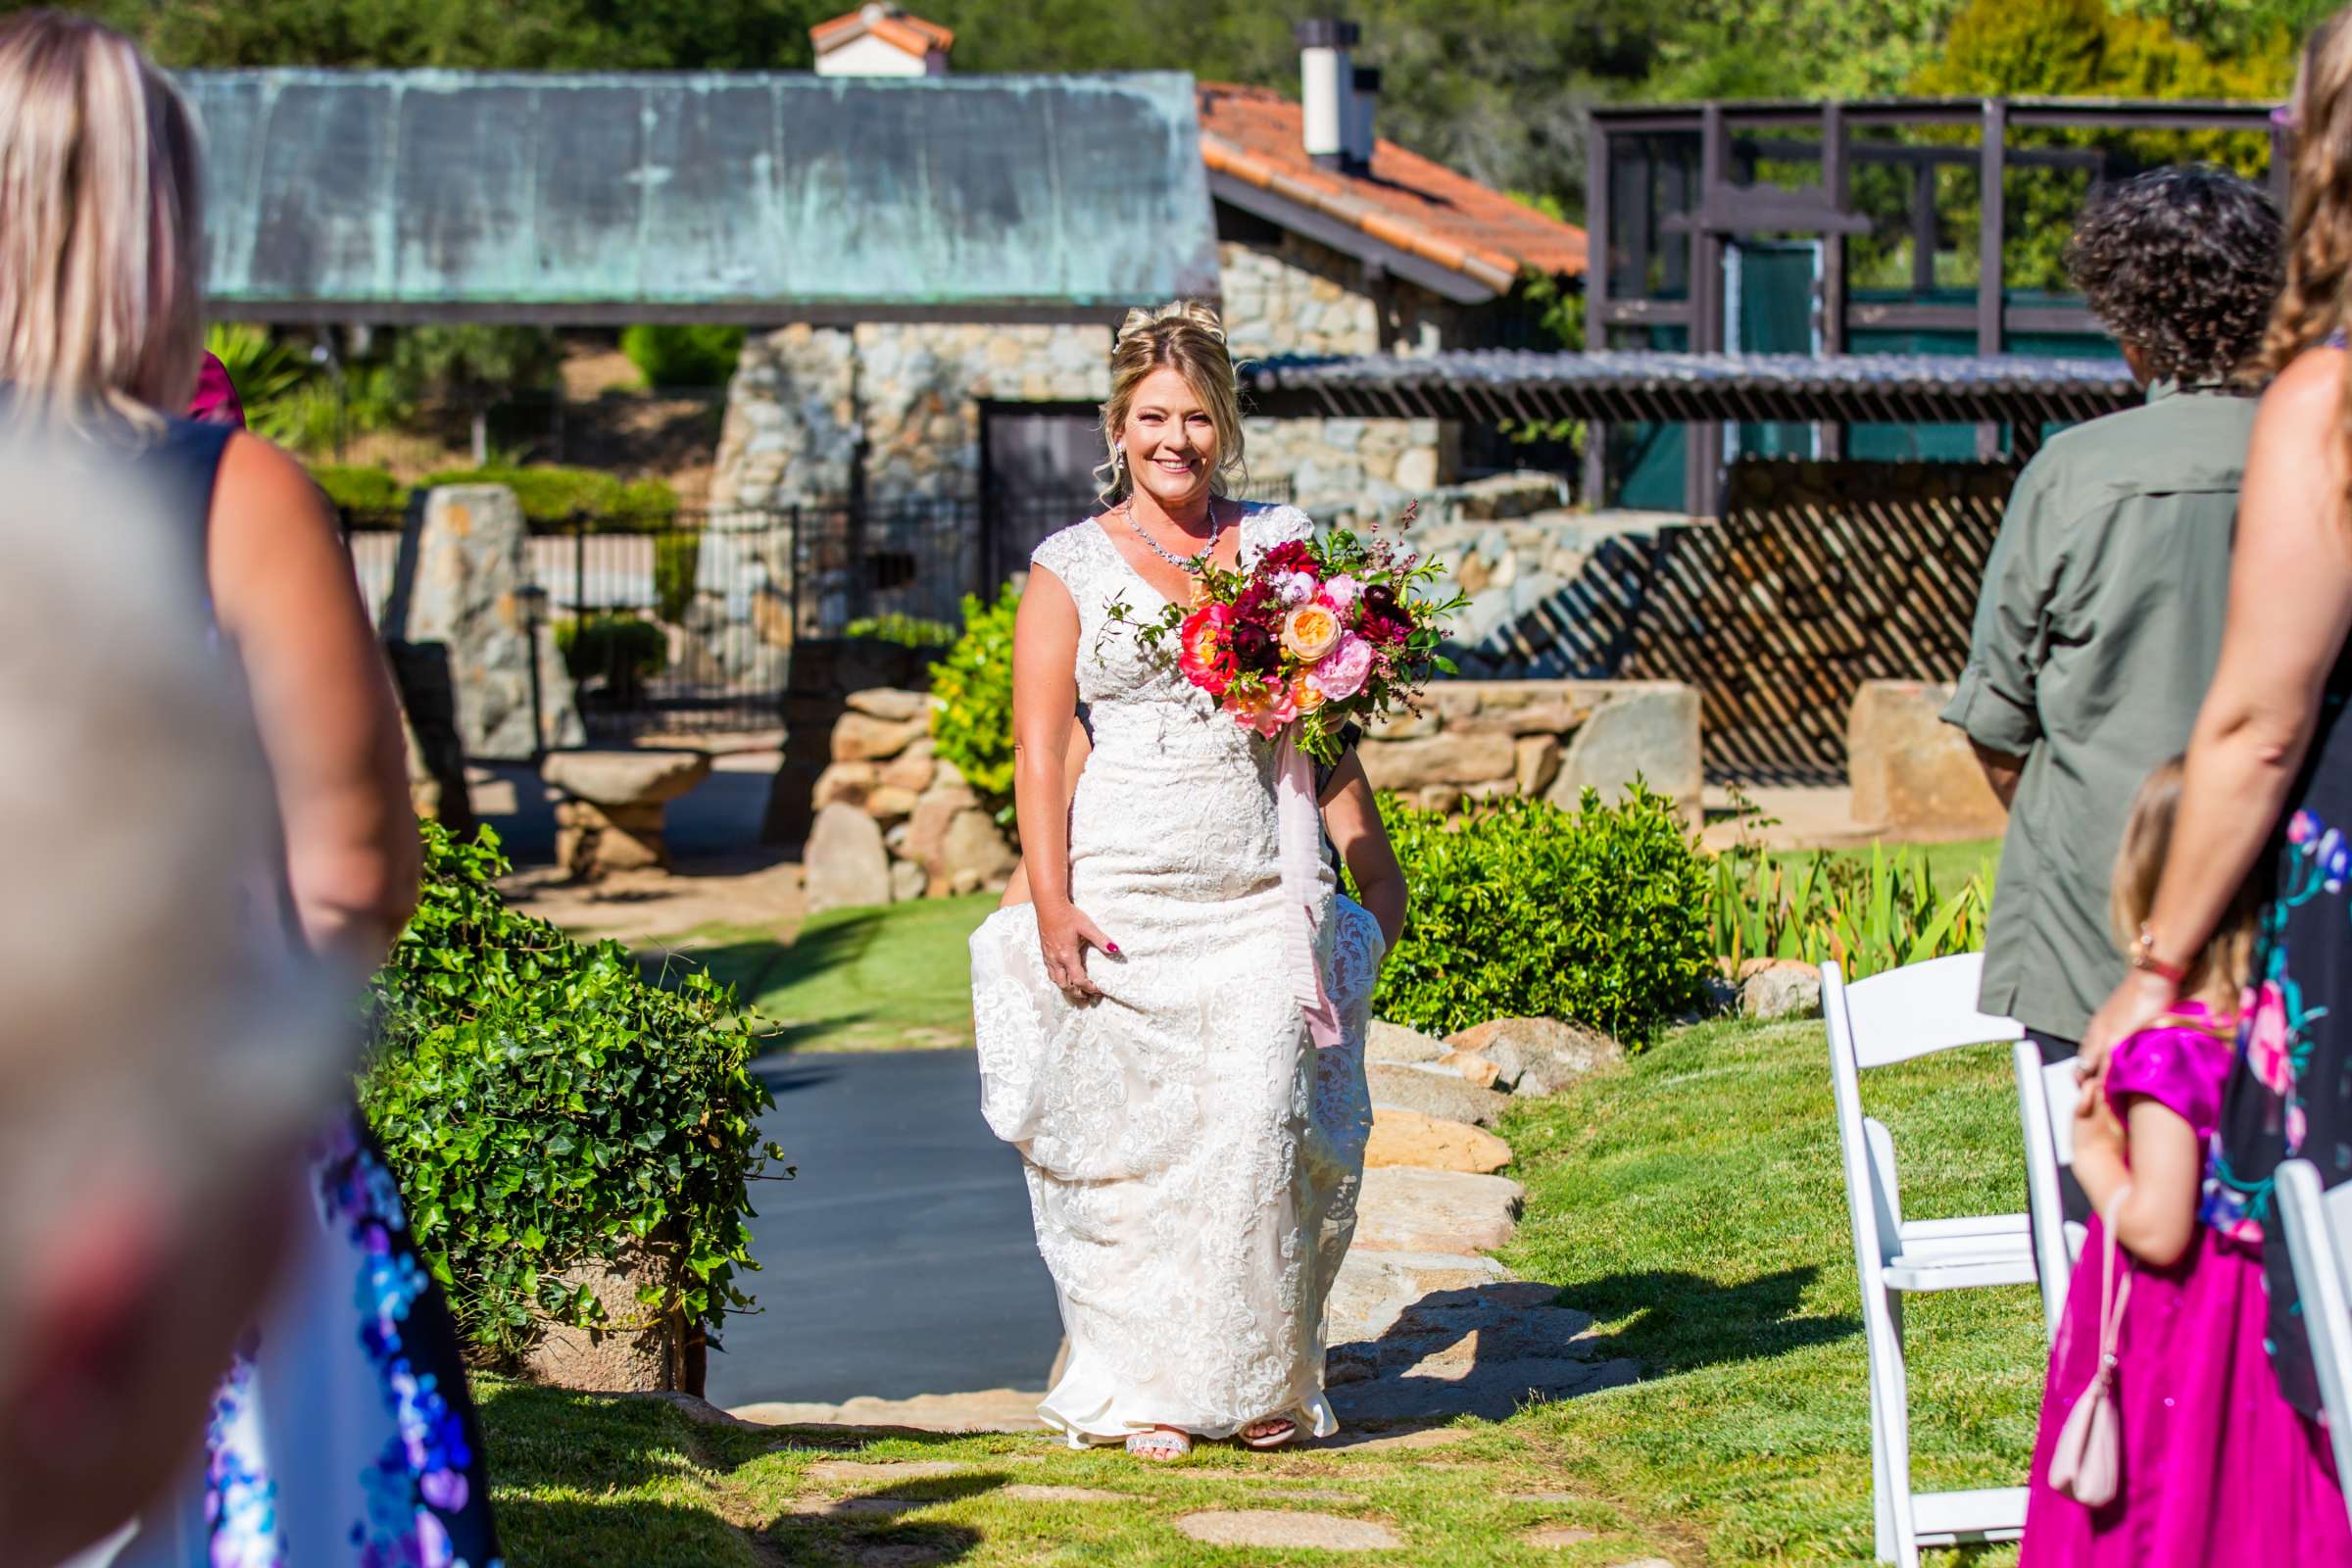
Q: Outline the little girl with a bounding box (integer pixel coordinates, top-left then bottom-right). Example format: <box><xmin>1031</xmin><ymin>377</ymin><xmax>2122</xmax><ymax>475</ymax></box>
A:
<box><xmin>2022</xmin><ymin>759</ymin><xmax>2352</xmax><ymax>1565</ymax></box>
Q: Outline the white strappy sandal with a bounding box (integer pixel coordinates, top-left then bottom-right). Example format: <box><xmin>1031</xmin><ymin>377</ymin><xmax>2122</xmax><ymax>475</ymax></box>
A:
<box><xmin>1125</xmin><ymin>1426</ymin><xmax>1193</xmax><ymax>1462</ymax></box>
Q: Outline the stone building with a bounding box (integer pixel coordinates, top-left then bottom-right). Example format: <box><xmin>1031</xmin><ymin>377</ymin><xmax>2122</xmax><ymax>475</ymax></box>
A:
<box><xmin>711</xmin><ymin>10</ymin><xmax>1589</xmax><ymax>591</ymax></box>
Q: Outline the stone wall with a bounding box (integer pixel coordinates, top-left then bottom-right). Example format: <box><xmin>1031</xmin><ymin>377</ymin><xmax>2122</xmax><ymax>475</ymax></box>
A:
<box><xmin>1360</xmin><ymin>680</ymin><xmax>1703</xmax><ymax>819</ymax></box>
<box><xmin>803</xmin><ymin>690</ymin><xmax>1015</xmax><ymax>912</ymax></box>
<box><xmin>800</xmin><ymin>677</ymin><xmax>1704</xmax><ymax>906</ymax></box>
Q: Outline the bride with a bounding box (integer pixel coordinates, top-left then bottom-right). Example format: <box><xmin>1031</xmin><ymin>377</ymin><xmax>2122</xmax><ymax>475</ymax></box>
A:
<box><xmin>970</xmin><ymin>301</ymin><xmax>1406</xmax><ymax>1460</ymax></box>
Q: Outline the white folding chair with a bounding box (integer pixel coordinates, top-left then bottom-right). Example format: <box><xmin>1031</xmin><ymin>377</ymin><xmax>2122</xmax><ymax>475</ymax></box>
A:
<box><xmin>2013</xmin><ymin>1042</ymin><xmax>2091</xmax><ymax>1341</ymax></box>
<box><xmin>2276</xmin><ymin>1157</ymin><xmax>2352</xmax><ymax>1526</ymax></box>
<box><xmin>1825</xmin><ymin>955</ymin><xmax>2034</xmax><ymax>1567</ymax></box>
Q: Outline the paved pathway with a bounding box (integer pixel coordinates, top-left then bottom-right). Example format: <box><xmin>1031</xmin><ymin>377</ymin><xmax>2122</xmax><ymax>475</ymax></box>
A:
<box><xmin>704</xmin><ymin>1048</ymin><xmax>1062</xmax><ymax>1410</ymax></box>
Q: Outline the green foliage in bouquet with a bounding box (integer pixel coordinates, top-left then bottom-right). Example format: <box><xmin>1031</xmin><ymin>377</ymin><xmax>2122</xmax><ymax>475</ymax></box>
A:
<box><xmin>1361</xmin><ymin>786</ymin><xmax>1714</xmax><ymax>1046</ymax></box>
<box><xmin>930</xmin><ymin>582</ymin><xmax>1022</xmax><ymax>821</ymax></box>
<box><xmin>362</xmin><ymin>822</ymin><xmax>787</xmax><ymax>1360</ymax></box>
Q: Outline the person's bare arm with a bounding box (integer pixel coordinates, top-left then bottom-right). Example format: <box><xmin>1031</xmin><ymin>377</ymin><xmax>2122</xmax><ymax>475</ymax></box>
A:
<box><xmin>1320</xmin><ymin>753</ymin><xmax>1405</xmax><ymax>949</ymax></box>
<box><xmin>1001</xmin><ymin>721</ymin><xmax>1093</xmax><ymax>910</ymax></box>
<box><xmin>2081</xmin><ymin>351</ymin><xmax>2352</xmax><ymax>1081</ymax></box>
<box><xmin>1011</xmin><ymin>570</ymin><xmax>1115</xmax><ymax>994</ymax></box>
<box><xmin>1969</xmin><ymin>740</ymin><xmax>2025</xmax><ymax>808</ymax></box>
<box><xmin>2071</xmin><ymin>1092</ymin><xmax>2205</xmax><ymax>1268</ymax></box>
<box><xmin>205</xmin><ymin>433</ymin><xmax>416</xmax><ymax>973</ymax></box>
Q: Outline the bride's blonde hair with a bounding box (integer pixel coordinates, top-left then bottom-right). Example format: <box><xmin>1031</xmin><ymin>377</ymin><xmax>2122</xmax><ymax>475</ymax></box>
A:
<box><xmin>1096</xmin><ymin>300</ymin><xmax>1248</xmax><ymax>500</ymax></box>
<box><xmin>2256</xmin><ymin>9</ymin><xmax>2352</xmax><ymax>507</ymax></box>
<box><xmin>0</xmin><ymin>11</ymin><xmax>205</xmax><ymax>424</ymax></box>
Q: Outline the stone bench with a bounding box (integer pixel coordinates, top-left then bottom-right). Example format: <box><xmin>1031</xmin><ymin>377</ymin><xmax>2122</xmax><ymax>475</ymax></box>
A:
<box><xmin>541</xmin><ymin>749</ymin><xmax>714</xmax><ymax>881</ymax></box>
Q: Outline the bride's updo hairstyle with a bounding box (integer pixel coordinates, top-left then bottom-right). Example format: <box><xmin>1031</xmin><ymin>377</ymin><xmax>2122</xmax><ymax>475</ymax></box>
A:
<box><xmin>1096</xmin><ymin>300</ymin><xmax>1249</xmax><ymax>500</ymax></box>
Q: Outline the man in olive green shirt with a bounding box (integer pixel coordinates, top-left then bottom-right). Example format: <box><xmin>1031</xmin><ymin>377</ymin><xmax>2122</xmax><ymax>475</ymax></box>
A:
<box><xmin>1944</xmin><ymin>167</ymin><xmax>2280</xmax><ymax>1063</ymax></box>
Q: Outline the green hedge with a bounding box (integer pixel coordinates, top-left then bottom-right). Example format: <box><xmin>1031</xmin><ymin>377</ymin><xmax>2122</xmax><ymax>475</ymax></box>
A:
<box><xmin>416</xmin><ymin>465</ymin><xmax>680</xmax><ymax>528</ymax></box>
<box><xmin>1361</xmin><ymin>786</ymin><xmax>1713</xmax><ymax>1047</ymax></box>
<box><xmin>556</xmin><ymin>612</ymin><xmax>669</xmax><ymax>705</ymax></box>
<box><xmin>362</xmin><ymin>822</ymin><xmax>785</xmax><ymax>1361</ymax></box>
<box><xmin>311</xmin><ymin>464</ymin><xmax>409</xmax><ymax>518</ymax></box>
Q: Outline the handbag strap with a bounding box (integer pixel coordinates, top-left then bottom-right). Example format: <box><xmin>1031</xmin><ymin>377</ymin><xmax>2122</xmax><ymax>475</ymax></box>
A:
<box><xmin>2094</xmin><ymin>1185</ymin><xmax>2135</xmax><ymax>1366</ymax></box>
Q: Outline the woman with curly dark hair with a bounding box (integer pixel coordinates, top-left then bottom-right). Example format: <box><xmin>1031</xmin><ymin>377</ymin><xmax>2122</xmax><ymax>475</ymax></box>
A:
<box><xmin>1944</xmin><ymin>166</ymin><xmax>2281</xmax><ymax>1078</ymax></box>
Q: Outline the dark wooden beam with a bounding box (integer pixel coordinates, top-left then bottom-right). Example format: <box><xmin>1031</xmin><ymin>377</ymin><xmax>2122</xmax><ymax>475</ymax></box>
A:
<box><xmin>1585</xmin><ymin>111</ymin><xmax>1612</xmax><ymax>507</ymax></box>
<box><xmin>1979</xmin><ymin>100</ymin><xmax>2008</xmax><ymax>459</ymax></box>
<box><xmin>1821</xmin><ymin>102</ymin><xmax>1848</xmax><ymax>459</ymax></box>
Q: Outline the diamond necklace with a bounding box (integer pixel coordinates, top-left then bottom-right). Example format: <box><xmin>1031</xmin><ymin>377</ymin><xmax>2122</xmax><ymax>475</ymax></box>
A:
<box><xmin>1118</xmin><ymin>498</ymin><xmax>1227</xmax><ymax>573</ymax></box>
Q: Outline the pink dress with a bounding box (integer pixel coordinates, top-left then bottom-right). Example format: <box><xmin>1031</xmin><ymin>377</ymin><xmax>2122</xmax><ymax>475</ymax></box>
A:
<box><xmin>2021</xmin><ymin>1003</ymin><xmax>2352</xmax><ymax>1566</ymax></box>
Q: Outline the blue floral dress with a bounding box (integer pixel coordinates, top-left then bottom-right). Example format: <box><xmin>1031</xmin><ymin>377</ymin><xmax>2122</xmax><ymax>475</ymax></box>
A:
<box><xmin>2203</xmin><ymin>670</ymin><xmax>2352</xmax><ymax>1424</ymax></box>
<box><xmin>97</xmin><ymin>414</ymin><xmax>501</xmax><ymax>1568</ymax></box>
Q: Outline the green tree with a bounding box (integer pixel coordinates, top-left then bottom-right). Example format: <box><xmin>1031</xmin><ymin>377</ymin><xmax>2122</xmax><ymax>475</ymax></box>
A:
<box><xmin>387</xmin><ymin>325</ymin><xmax>562</xmax><ymax>464</ymax></box>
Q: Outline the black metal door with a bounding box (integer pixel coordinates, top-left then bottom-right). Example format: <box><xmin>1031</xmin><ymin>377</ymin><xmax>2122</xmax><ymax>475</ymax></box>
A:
<box><xmin>981</xmin><ymin>403</ymin><xmax>1104</xmax><ymax>590</ymax></box>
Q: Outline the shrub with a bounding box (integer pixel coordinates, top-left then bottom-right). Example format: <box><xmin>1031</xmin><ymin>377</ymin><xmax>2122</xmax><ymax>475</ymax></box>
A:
<box><xmin>1363</xmin><ymin>786</ymin><xmax>1713</xmax><ymax>1046</ymax></box>
<box><xmin>847</xmin><ymin>612</ymin><xmax>958</xmax><ymax>648</ymax></box>
<box><xmin>621</xmin><ymin>323</ymin><xmax>748</xmax><ymax>389</ymax></box>
<box><xmin>310</xmin><ymin>464</ymin><xmax>410</xmax><ymax>519</ymax></box>
<box><xmin>929</xmin><ymin>582</ymin><xmax>1021</xmax><ymax>822</ymax></box>
<box><xmin>558</xmin><ymin>612</ymin><xmax>669</xmax><ymax>705</ymax></box>
<box><xmin>362</xmin><ymin>822</ymin><xmax>785</xmax><ymax>1361</ymax></box>
<box><xmin>417</xmin><ymin>465</ymin><xmax>680</xmax><ymax>528</ymax></box>
<box><xmin>654</xmin><ymin>534</ymin><xmax>702</xmax><ymax>624</ymax></box>
<box><xmin>1710</xmin><ymin>840</ymin><xmax>1994</xmax><ymax>979</ymax></box>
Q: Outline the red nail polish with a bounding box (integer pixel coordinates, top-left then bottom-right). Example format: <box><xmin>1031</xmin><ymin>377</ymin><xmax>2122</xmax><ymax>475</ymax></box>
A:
<box><xmin>1106</xmin><ymin>942</ymin><xmax>1121</xmax><ymax>955</ymax></box>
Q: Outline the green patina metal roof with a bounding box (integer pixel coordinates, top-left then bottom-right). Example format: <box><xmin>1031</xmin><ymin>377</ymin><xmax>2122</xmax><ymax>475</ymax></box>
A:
<box><xmin>181</xmin><ymin>70</ymin><xmax>1220</xmax><ymax>323</ymax></box>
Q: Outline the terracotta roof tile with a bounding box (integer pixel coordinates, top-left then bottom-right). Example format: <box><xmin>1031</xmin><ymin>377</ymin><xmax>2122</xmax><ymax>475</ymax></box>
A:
<box><xmin>1197</xmin><ymin>81</ymin><xmax>1586</xmax><ymax>286</ymax></box>
<box><xmin>811</xmin><ymin>7</ymin><xmax>955</xmax><ymax>56</ymax></box>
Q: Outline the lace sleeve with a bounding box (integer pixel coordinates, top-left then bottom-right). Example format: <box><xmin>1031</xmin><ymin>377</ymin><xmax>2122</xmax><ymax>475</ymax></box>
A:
<box><xmin>1029</xmin><ymin>524</ymin><xmax>1085</xmax><ymax>588</ymax></box>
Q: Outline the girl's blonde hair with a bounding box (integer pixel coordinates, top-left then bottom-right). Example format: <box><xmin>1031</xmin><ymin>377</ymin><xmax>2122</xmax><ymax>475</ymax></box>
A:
<box><xmin>0</xmin><ymin>11</ymin><xmax>204</xmax><ymax>423</ymax></box>
<box><xmin>1096</xmin><ymin>300</ymin><xmax>1248</xmax><ymax>500</ymax></box>
<box><xmin>2112</xmin><ymin>757</ymin><xmax>2261</xmax><ymax>1007</ymax></box>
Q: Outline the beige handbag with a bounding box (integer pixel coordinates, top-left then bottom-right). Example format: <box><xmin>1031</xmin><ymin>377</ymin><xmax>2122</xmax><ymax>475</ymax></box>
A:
<box><xmin>2046</xmin><ymin>1190</ymin><xmax>2134</xmax><ymax>1507</ymax></box>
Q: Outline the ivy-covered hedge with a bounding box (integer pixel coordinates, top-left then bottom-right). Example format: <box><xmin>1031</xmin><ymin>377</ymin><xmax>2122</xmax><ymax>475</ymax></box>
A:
<box><xmin>415</xmin><ymin>465</ymin><xmax>680</xmax><ymax>529</ymax></box>
<box><xmin>928</xmin><ymin>582</ymin><xmax>1021</xmax><ymax>823</ymax></box>
<box><xmin>362</xmin><ymin>822</ymin><xmax>786</xmax><ymax>1361</ymax></box>
<box><xmin>1359</xmin><ymin>785</ymin><xmax>1713</xmax><ymax>1047</ymax></box>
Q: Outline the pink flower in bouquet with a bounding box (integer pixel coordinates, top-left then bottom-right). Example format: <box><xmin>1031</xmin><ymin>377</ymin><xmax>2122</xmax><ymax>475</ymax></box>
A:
<box><xmin>2248</xmin><ymin>980</ymin><xmax>2294</xmax><ymax>1095</ymax></box>
<box><xmin>1223</xmin><ymin>679</ymin><xmax>1298</xmax><ymax>738</ymax></box>
<box><xmin>1322</xmin><ymin>573</ymin><xmax>1361</xmax><ymax>612</ymax></box>
<box><xmin>1305</xmin><ymin>632</ymin><xmax>1374</xmax><ymax>703</ymax></box>
<box><xmin>1277</xmin><ymin>570</ymin><xmax>1317</xmax><ymax>607</ymax></box>
<box><xmin>1282</xmin><ymin>602</ymin><xmax>1342</xmax><ymax>662</ymax></box>
<box><xmin>1179</xmin><ymin>604</ymin><xmax>1238</xmax><ymax>696</ymax></box>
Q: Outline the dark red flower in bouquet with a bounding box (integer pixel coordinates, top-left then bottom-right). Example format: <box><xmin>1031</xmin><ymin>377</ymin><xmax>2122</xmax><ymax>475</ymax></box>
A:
<box><xmin>1361</xmin><ymin>581</ymin><xmax>1398</xmax><ymax>618</ymax></box>
<box><xmin>1230</xmin><ymin>618</ymin><xmax>1282</xmax><ymax>675</ymax></box>
<box><xmin>1262</xmin><ymin>538</ymin><xmax>1314</xmax><ymax>574</ymax></box>
<box><xmin>1361</xmin><ymin>610</ymin><xmax>1412</xmax><ymax>648</ymax></box>
<box><xmin>1235</xmin><ymin>576</ymin><xmax>1279</xmax><ymax>619</ymax></box>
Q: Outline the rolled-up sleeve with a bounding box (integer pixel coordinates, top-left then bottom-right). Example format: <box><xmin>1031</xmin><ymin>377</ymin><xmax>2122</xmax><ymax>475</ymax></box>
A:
<box><xmin>1943</xmin><ymin>461</ymin><xmax>2060</xmax><ymax>756</ymax></box>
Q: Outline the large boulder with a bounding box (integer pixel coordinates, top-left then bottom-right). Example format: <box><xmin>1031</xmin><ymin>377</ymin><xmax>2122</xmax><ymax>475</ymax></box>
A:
<box><xmin>804</xmin><ymin>803</ymin><xmax>892</xmax><ymax>913</ymax></box>
<box><xmin>380</xmin><ymin>485</ymin><xmax>583</xmax><ymax>761</ymax></box>
<box><xmin>1848</xmin><ymin>680</ymin><xmax>2008</xmax><ymax>838</ymax></box>
<box><xmin>1367</xmin><ymin>1019</ymin><xmax>1450</xmax><ymax>1065</ymax></box>
<box><xmin>1349</xmin><ymin>1166</ymin><xmax>1526</xmax><ymax>1253</ymax></box>
<box><xmin>832</xmin><ymin>710</ymin><xmax>930</xmax><ymax>762</ymax></box>
<box><xmin>1357</xmin><ymin>731</ymin><xmax>1516</xmax><ymax>792</ymax></box>
<box><xmin>845</xmin><ymin>687</ymin><xmax>931</xmax><ymax>723</ymax></box>
<box><xmin>1365</xmin><ymin>1108</ymin><xmax>1514</xmax><ymax>1175</ymax></box>
<box><xmin>541</xmin><ymin>749</ymin><xmax>710</xmax><ymax>808</ymax></box>
<box><xmin>1545</xmin><ymin>683</ymin><xmax>1701</xmax><ymax>818</ymax></box>
<box><xmin>1740</xmin><ymin>957</ymin><xmax>1823</xmax><ymax>1020</ymax></box>
<box><xmin>1444</xmin><ymin>1017</ymin><xmax>1625</xmax><ymax>1098</ymax></box>
<box><xmin>1367</xmin><ymin>1061</ymin><xmax>1511</xmax><ymax>1128</ymax></box>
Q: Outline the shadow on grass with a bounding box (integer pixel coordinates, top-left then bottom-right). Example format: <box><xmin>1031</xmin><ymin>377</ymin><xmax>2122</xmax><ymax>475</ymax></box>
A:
<box><xmin>1553</xmin><ymin>1266</ymin><xmax>1857</xmax><ymax>1375</ymax></box>
<box><xmin>481</xmin><ymin>1382</ymin><xmax>1000</xmax><ymax>1567</ymax></box>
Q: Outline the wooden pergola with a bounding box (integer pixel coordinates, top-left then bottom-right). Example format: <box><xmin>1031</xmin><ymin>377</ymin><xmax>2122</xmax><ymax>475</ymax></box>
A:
<box><xmin>1583</xmin><ymin>97</ymin><xmax>2283</xmax><ymax>512</ymax></box>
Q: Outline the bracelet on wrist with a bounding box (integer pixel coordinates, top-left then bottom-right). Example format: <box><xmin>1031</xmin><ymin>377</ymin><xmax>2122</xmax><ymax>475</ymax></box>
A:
<box><xmin>2128</xmin><ymin>922</ymin><xmax>2187</xmax><ymax>988</ymax></box>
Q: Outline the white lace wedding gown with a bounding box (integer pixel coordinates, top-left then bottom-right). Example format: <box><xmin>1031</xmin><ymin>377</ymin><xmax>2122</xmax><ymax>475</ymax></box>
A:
<box><xmin>969</xmin><ymin>502</ymin><xmax>1383</xmax><ymax>1446</ymax></box>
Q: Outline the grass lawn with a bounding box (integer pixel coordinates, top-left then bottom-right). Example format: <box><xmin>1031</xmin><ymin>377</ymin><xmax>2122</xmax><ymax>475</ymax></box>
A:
<box><xmin>651</xmin><ymin>894</ymin><xmax>1001</xmax><ymax>1054</ymax></box>
<box><xmin>480</xmin><ymin>1011</ymin><xmax>2042</xmax><ymax>1564</ymax></box>
<box><xmin>1773</xmin><ymin>836</ymin><xmax>2002</xmax><ymax>893</ymax></box>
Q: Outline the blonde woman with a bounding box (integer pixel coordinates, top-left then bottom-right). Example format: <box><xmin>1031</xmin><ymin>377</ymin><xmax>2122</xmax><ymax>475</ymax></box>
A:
<box><xmin>0</xmin><ymin>14</ymin><xmax>498</xmax><ymax>1564</ymax></box>
<box><xmin>969</xmin><ymin>303</ymin><xmax>1404</xmax><ymax>1459</ymax></box>
<box><xmin>2072</xmin><ymin>11</ymin><xmax>2352</xmax><ymax>1545</ymax></box>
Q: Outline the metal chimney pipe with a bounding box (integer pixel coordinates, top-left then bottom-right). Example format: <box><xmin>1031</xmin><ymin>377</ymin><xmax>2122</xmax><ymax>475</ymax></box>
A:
<box><xmin>1346</xmin><ymin>65</ymin><xmax>1381</xmax><ymax>169</ymax></box>
<box><xmin>1295</xmin><ymin>18</ymin><xmax>1359</xmax><ymax>169</ymax></box>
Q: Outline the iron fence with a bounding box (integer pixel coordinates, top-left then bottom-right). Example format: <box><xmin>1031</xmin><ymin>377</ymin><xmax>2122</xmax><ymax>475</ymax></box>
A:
<box><xmin>349</xmin><ymin>480</ymin><xmax>1293</xmax><ymax>742</ymax></box>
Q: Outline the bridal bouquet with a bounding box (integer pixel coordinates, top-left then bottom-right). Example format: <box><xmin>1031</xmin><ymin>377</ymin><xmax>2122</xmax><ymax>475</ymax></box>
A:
<box><xmin>1109</xmin><ymin>505</ymin><xmax>1467</xmax><ymax>764</ymax></box>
